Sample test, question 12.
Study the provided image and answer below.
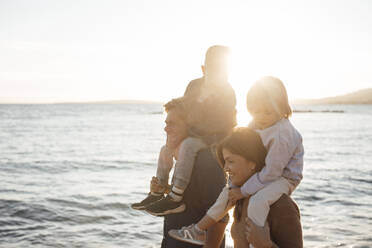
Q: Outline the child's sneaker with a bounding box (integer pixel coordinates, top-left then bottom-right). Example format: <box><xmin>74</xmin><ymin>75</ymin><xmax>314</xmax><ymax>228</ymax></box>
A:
<box><xmin>145</xmin><ymin>195</ymin><xmax>186</xmax><ymax>216</ymax></box>
<box><xmin>131</xmin><ymin>193</ymin><xmax>164</xmax><ymax>210</ymax></box>
<box><xmin>168</xmin><ymin>224</ymin><xmax>206</xmax><ymax>245</ymax></box>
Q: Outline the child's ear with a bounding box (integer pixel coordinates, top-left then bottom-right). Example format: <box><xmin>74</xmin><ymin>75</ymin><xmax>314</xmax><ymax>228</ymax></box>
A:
<box><xmin>201</xmin><ymin>65</ymin><xmax>205</xmax><ymax>75</ymax></box>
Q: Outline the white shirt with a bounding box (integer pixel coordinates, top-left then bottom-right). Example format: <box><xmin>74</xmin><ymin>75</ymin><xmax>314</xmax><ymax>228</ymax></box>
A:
<box><xmin>241</xmin><ymin>119</ymin><xmax>304</xmax><ymax>196</ymax></box>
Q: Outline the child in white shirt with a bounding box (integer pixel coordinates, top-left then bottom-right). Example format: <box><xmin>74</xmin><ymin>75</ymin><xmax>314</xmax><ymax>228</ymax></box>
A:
<box><xmin>169</xmin><ymin>76</ymin><xmax>304</xmax><ymax>247</ymax></box>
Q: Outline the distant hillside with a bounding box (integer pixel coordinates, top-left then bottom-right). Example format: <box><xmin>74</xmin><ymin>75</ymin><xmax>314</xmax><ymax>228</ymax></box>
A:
<box><xmin>292</xmin><ymin>88</ymin><xmax>372</xmax><ymax>105</ymax></box>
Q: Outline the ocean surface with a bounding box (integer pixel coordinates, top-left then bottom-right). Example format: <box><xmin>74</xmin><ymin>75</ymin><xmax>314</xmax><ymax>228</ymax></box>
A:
<box><xmin>0</xmin><ymin>104</ymin><xmax>371</xmax><ymax>248</ymax></box>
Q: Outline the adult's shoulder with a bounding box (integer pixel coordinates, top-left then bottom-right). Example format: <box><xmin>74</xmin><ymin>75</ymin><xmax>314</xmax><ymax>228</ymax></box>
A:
<box><xmin>193</xmin><ymin>148</ymin><xmax>225</xmax><ymax>181</ymax></box>
<box><xmin>269</xmin><ymin>194</ymin><xmax>300</xmax><ymax>217</ymax></box>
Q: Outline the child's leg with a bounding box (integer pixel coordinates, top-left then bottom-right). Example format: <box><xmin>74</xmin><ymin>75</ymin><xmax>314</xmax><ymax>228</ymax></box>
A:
<box><xmin>131</xmin><ymin>145</ymin><xmax>172</xmax><ymax>210</ymax></box>
<box><xmin>169</xmin><ymin>137</ymin><xmax>206</xmax><ymax>201</ymax></box>
<box><xmin>155</xmin><ymin>145</ymin><xmax>174</xmax><ymax>192</ymax></box>
<box><xmin>248</xmin><ymin>177</ymin><xmax>293</xmax><ymax>227</ymax></box>
<box><xmin>144</xmin><ymin>138</ymin><xmax>206</xmax><ymax>215</ymax></box>
<box><xmin>167</xmin><ymin>186</ymin><xmax>231</xmax><ymax>245</ymax></box>
<box><xmin>202</xmin><ymin>186</ymin><xmax>232</xmax><ymax>228</ymax></box>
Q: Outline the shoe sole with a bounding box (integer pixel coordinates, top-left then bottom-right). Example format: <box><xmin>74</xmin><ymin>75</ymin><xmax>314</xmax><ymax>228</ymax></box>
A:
<box><xmin>131</xmin><ymin>196</ymin><xmax>165</xmax><ymax>210</ymax></box>
<box><xmin>146</xmin><ymin>204</ymin><xmax>186</xmax><ymax>216</ymax></box>
<box><xmin>168</xmin><ymin>230</ymin><xmax>205</xmax><ymax>246</ymax></box>
<box><xmin>131</xmin><ymin>205</ymin><xmax>146</xmax><ymax>210</ymax></box>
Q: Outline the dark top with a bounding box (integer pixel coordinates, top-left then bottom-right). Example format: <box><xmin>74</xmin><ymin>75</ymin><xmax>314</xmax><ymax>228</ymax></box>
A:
<box><xmin>182</xmin><ymin>78</ymin><xmax>237</xmax><ymax>144</ymax></box>
<box><xmin>161</xmin><ymin>148</ymin><xmax>227</xmax><ymax>248</ymax></box>
<box><xmin>231</xmin><ymin>194</ymin><xmax>303</xmax><ymax>248</ymax></box>
<box><xmin>267</xmin><ymin>194</ymin><xmax>303</xmax><ymax>248</ymax></box>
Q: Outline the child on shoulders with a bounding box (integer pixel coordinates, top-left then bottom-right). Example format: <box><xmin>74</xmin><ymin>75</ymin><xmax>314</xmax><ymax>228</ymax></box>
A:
<box><xmin>131</xmin><ymin>45</ymin><xmax>237</xmax><ymax>216</ymax></box>
<box><xmin>168</xmin><ymin>76</ymin><xmax>304</xmax><ymax>247</ymax></box>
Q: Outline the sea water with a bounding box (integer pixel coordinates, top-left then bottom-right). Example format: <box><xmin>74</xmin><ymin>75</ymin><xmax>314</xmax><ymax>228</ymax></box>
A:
<box><xmin>0</xmin><ymin>104</ymin><xmax>371</xmax><ymax>248</ymax></box>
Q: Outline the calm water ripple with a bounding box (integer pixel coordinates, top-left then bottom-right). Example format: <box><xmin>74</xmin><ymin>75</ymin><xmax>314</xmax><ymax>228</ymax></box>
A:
<box><xmin>0</xmin><ymin>104</ymin><xmax>371</xmax><ymax>247</ymax></box>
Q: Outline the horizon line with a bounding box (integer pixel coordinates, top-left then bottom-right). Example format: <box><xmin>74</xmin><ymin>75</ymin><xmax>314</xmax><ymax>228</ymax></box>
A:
<box><xmin>1</xmin><ymin>87</ymin><xmax>371</xmax><ymax>105</ymax></box>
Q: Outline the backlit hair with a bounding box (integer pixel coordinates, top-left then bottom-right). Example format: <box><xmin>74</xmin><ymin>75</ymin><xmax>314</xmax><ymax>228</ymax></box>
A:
<box><xmin>216</xmin><ymin>127</ymin><xmax>267</xmax><ymax>173</ymax></box>
<box><xmin>246</xmin><ymin>76</ymin><xmax>292</xmax><ymax>118</ymax></box>
<box><xmin>164</xmin><ymin>97</ymin><xmax>187</xmax><ymax>122</ymax></box>
<box><xmin>204</xmin><ymin>45</ymin><xmax>230</xmax><ymax>79</ymax></box>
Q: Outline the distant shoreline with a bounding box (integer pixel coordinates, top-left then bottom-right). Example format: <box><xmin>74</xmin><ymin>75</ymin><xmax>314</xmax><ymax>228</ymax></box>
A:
<box><xmin>1</xmin><ymin>88</ymin><xmax>371</xmax><ymax>105</ymax></box>
<box><xmin>292</xmin><ymin>109</ymin><xmax>345</xmax><ymax>113</ymax></box>
<box><xmin>291</xmin><ymin>88</ymin><xmax>372</xmax><ymax>105</ymax></box>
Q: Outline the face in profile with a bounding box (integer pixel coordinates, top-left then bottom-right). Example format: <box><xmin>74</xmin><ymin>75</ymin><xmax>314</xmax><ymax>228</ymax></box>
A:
<box><xmin>164</xmin><ymin>110</ymin><xmax>188</xmax><ymax>150</ymax></box>
<box><xmin>222</xmin><ymin>148</ymin><xmax>257</xmax><ymax>186</ymax></box>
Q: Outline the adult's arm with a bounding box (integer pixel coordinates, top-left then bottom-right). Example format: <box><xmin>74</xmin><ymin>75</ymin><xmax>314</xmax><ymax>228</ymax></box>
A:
<box><xmin>245</xmin><ymin>217</ymin><xmax>278</xmax><ymax>248</ymax></box>
<box><xmin>245</xmin><ymin>195</ymin><xmax>302</xmax><ymax>248</ymax></box>
<box><xmin>267</xmin><ymin>195</ymin><xmax>303</xmax><ymax>248</ymax></box>
<box><xmin>204</xmin><ymin>221</ymin><xmax>228</xmax><ymax>248</ymax></box>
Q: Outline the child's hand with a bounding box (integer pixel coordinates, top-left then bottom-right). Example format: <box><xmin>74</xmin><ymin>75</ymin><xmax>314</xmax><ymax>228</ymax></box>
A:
<box><xmin>150</xmin><ymin>177</ymin><xmax>164</xmax><ymax>193</ymax></box>
<box><xmin>228</xmin><ymin>188</ymin><xmax>244</xmax><ymax>203</ymax></box>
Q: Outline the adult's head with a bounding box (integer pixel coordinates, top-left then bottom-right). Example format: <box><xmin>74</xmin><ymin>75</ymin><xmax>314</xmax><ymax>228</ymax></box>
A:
<box><xmin>216</xmin><ymin>127</ymin><xmax>267</xmax><ymax>187</ymax></box>
<box><xmin>164</xmin><ymin>98</ymin><xmax>189</xmax><ymax>150</ymax></box>
<box><xmin>202</xmin><ymin>45</ymin><xmax>231</xmax><ymax>85</ymax></box>
<box><xmin>246</xmin><ymin>76</ymin><xmax>292</xmax><ymax>129</ymax></box>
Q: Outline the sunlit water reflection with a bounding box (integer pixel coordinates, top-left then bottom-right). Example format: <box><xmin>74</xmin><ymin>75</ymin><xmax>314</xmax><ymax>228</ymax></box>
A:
<box><xmin>0</xmin><ymin>104</ymin><xmax>371</xmax><ymax>247</ymax></box>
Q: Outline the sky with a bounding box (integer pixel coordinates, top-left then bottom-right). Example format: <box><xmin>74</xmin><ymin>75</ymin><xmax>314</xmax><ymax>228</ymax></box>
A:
<box><xmin>0</xmin><ymin>0</ymin><xmax>371</xmax><ymax>106</ymax></box>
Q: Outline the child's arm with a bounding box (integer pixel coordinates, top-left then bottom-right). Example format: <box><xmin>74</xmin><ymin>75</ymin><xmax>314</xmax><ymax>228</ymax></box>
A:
<box><xmin>240</xmin><ymin>136</ymin><xmax>294</xmax><ymax>197</ymax></box>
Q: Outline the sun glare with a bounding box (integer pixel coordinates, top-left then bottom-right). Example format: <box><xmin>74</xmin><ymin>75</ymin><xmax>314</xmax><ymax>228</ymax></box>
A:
<box><xmin>236</xmin><ymin>102</ymin><xmax>252</xmax><ymax>126</ymax></box>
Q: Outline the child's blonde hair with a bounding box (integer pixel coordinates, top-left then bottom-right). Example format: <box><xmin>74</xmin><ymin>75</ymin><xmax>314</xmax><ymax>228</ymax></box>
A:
<box><xmin>246</xmin><ymin>76</ymin><xmax>292</xmax><ymax>118</ymax></box>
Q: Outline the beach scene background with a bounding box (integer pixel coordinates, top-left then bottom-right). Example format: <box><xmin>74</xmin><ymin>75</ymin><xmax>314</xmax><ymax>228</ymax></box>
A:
<box><xmin>1</xmin><ymin>0</ymin><xmax>372</xmax><ymax>247</ymax></box>
<box><xmin>1</xmin><ymin>103</ymin><xmax>371</xmax><ymax>248</ymax></box>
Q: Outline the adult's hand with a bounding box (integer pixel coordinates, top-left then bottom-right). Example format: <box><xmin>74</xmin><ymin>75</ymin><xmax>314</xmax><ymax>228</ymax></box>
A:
<box><xmin>228</xmin><ymin>188</ymin><xmax>244</xmax><ymax>203</ymax></box>
<box><xmin>245</xmin><ymin>217</ymin><xmax>274</xmax><ymax>248</ymax></box>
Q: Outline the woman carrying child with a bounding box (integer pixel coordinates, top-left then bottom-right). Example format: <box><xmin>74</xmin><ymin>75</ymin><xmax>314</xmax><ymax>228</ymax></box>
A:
<box><xmin>169</xmin><ymin>76</ymin><xmax>304</xmax><ymax>247</ymax></box>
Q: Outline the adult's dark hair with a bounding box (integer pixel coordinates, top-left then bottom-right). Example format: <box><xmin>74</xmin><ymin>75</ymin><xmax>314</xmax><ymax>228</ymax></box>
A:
<box><xmin>216</xmin><ymin>127</ymin><xmax>267</xmax><ymax>172</ymax></box>
<box><xmin>163</xmin><ymin>97</ymin><xmax>188</xmax><ymax>122</ymax></box>
<box><xmin>216</xmin><ymin>127</ymin><xmax>267</xmax><ymax>221</ymax></box>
